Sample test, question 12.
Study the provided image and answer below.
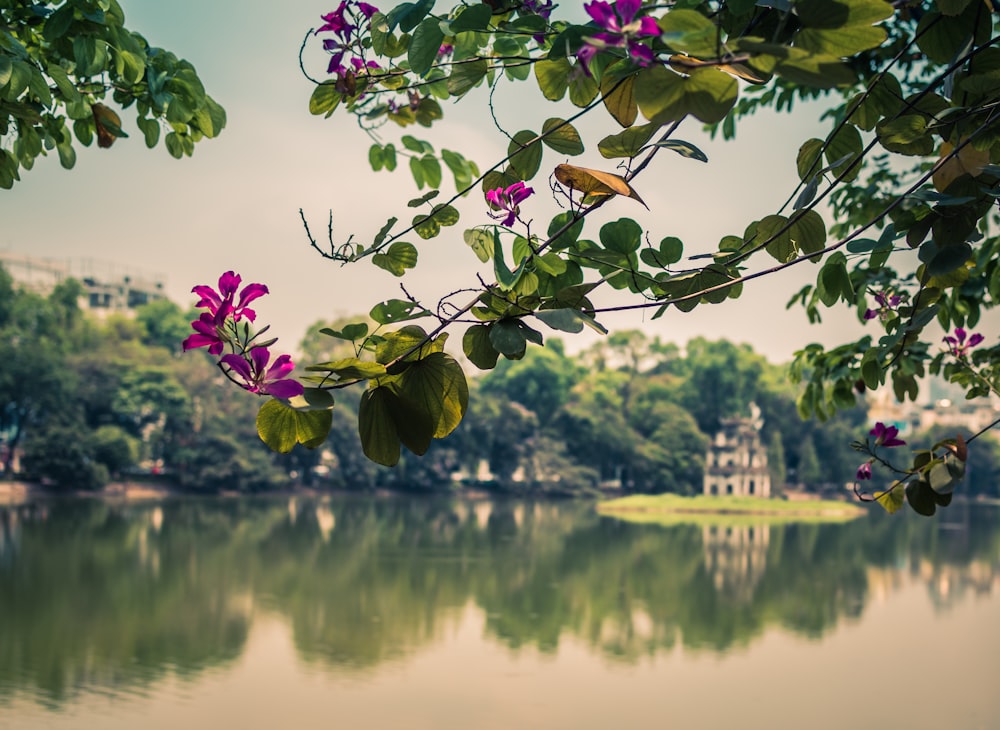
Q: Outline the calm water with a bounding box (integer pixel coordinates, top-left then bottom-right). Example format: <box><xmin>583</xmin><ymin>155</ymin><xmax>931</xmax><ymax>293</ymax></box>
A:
<box><xmin>0</xmin><ymin>496</ymin><xmax>998</xmax><ymax>730</ymax></box>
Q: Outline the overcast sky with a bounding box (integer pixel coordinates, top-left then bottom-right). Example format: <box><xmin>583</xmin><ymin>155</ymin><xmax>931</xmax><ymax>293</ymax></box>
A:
<box><xmin>1</xmin><ymin>0</ymin><xmax>876</xmax><ymax>362</ymax></box>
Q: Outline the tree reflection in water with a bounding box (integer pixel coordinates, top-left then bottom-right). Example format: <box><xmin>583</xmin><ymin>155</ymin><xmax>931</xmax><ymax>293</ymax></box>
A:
<box><xmin>0</xmin><ymin>497</ymin><xmax>997</xmax><ymax>703</ymax></box>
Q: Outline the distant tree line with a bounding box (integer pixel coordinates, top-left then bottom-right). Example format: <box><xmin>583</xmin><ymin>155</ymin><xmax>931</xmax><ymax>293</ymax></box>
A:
<box><xmin>2</xmin><ymin>265</ymin><xmax>998</xmax><ymax>497</ymax></box>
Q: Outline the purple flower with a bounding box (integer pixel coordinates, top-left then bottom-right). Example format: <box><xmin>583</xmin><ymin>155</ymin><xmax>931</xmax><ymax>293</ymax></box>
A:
<box><xmin>870</xmin><ymin>422</ymin><xmax>906</xmax><ymax>448</ymax></box>
<box><xmin>943</xmin><ymin>327</ymin><xmax>984</xmax><ymax>358</ymax></box>
<box><xmin>856</xmin><ymin>462</ymin><xmax>872</xmax><ymax>480</ymax></box>
<box><xmin>577</xmin><ymin>0</ymin><xmax>660</xmax><ymax>72</ymax></box>
<box><xmin>864</xmin><ymin>290</ymin><xmax>902</xmax><ymax>321</ymax></box>
<box><xmin>357</xmin><ymin>2</ymin><xmax>379</xmax><ymax>18</ymax></box>
<box><xmin>191</xmin><ymin>271</ymin><xmax>268</xmax><ymax>323</ymax></box>
<box><xmin>521</xmin><ymin>0</ymin><xmax>556</xmax><ymax>20</ymax></box>
<box><xmin>486</xmin><ymin>182</ymin><xmax>534</xmax><ymax>227</ymax></box>
<box><xmin>220</xmin><ymin>348</ymin><xmax>304</xmax><ymax>399</ymax></box>
<box><xmin>437</xmin><ymin>43</ymin><xmax>454</xmax><ymax>57</ymax></box>
<box><xmin>316</xmin><ymin>3</ymin><xmax>354</xmax><ymax>37</ymax></box>
<box><xmin>182</xmin><ymin>310</ymin><xmax>228</xmax><ymax>355</ymax></box>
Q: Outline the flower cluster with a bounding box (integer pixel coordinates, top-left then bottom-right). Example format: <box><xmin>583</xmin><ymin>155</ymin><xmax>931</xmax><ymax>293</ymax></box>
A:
<box><xmin>520</xmin><ymin>0</ymin><xmax>557</xmax><ymax>20</ymax></box>
<box><xmin>316</xmin><ymin>2</ymin><xmax>380</xmax><ymax>78</ymax></box>
<box><xmin>863</xmin><ymin>290</ymin><xmax>901</xmax><ymax>322</ymax></box>
<box><xmin>943</xmin><ymin>327</ymin><xmax>984</xmax><ymax>359</ymax></box>
<box><xmin>855</xmin><ymin>421</ymin><xmax>906</xmax><ymax>481</ymax></box>
<box><xmin>577</xmin><ymin>0</ymin><xmax>660</xmax><ymax>71</ymax></box>
<box><xmin>486</xmin><ymin>182</ymin><xmax>534</xmax><ymax>227</ymax></box>
<box><xmin>183</xmin><ymin>272</ymin><xmax>303</xmax><ymax>400</ymax></box>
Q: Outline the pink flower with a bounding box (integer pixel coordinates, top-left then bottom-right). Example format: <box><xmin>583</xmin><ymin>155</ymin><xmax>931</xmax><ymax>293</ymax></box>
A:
<box><xmin>943</xmin><ymin>327</ymin><xmax>984</xmax><ymax>358</ymax></box>
<box><xmin>521</xmin><ymin>0</ymin><xmax>555</xmax><ymax>19</ymax></box>
<box><xmin>577</xmin><ymin>0</ymin><xmax>660</xmax><ymax>72</ymax></box>
<box><xmin>191</xmin><ymin>271</ymin><xmax>268</xmax><ymax>323</ymax></box>
<box><xmin>316</xmin><ymin>3</ymin><xmax>354</xmax><ymax>37</ymax></box>
<box><xmin>870</xmin><ymin>422</ymin><xmax>906</xmax><ymax>448</ymax></box>
<box><xmin>182</xmin><ymin>311</ymin><xmax>228</xmax><ymax>355</ymax></box>
<box><xmin>856</xmin><ymin>462</ymin><xmax>872</xmax><ymax>480</ymax></box>
<box><xmin>864</xmin><ymin>290</ymin><xmax>902</xmax><ymax>321</ymax></box>
<box><xmin>220</xmin><ymin>348</ymin><xmax>304</xmax><ymax>399</ymax></box>
<box><xmin>486</xmin><ymin>182</ymin><xmax>534</xmax><ymax>227</ymax></box>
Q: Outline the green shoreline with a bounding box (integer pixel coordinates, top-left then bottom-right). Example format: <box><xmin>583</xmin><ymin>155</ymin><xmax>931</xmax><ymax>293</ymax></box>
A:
<box><xmin>596</xmin><ymin>494</ymin><xmax>866</xmax><ymax>526</ymax></box>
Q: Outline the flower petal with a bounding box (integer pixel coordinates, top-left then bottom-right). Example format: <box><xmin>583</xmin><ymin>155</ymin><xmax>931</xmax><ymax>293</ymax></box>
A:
<box><xmin>265</xmin><ymin>353</ymin><xmax>297</xmax><ymax>382</ymax></box>
<box><xmin>221</xmin><ymin>353</ymin><xmax>253</xmax><ymax>381</ymax></box>
<box><xmin>265</xmin><ymin>378</ymin><xmax>305</xmax><ymax>399</ymax></box>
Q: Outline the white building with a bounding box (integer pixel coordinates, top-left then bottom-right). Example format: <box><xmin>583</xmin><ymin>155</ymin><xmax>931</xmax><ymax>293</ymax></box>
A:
<box><xmin>703</xmin><ymin>405</ymin><xmax>771</xmax><ymax>498</ymax></box>
<box><xmin>0</xmin><ymin>252</ymin><xmax>166</xmax><ymax>316</ymax></box>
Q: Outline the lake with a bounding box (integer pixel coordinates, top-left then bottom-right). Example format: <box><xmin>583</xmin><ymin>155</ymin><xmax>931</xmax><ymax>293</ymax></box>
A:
<box><xmin>0</xmin><ymin>496</ymin><xmax>998</xmax><ymax>729</ymax></box>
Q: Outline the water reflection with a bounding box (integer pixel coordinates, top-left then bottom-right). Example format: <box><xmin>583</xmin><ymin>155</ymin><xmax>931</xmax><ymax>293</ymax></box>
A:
<box><xmin>0</xmin><ymin>497</ymin><xmax>997</xmax><ymax>705</ymax></box>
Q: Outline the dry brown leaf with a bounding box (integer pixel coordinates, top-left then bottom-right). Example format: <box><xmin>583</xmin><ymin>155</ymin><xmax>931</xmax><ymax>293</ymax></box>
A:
<box><xmin>92</xmin><ymin>103</ymin><xmax>123</xmax><ymax>149</ymax></box>
<box><xmin>553</xmin><ymin>163</ymin><xmax>647</xmax><ymax>208</ymax></box>
<box><xmin>933</xmin><ymin>139</ymin><xmax>989</xmax><ymax>192</ymax></box>
<box><xmin>667</xmin><ymin>54</ymin><xmax>765</xmax><ymax>84</ymax></box>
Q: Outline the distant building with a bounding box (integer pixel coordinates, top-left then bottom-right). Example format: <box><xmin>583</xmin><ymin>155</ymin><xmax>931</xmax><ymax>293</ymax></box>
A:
<box><xmin>0</xmin><ymin>252</ymin><xmax>166</xmax><ymax>317</ymax></box>
<box><xmin>703</xmin><ymin>404</ymin><xmax>771</xmax><ymax>498</ymax></box>
<box><xmin>867</xmin><ymin>385</ymin><xmax>1000</xmax><ymax>436</ymax></box>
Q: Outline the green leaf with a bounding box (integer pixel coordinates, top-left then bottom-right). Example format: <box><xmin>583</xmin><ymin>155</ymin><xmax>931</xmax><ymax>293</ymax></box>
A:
<box><xmin>257</xmin><ymin>399</ymin><xmax>333</xmax><ymax>453</ymax></box>
<box><xmin>788</xmin><ymin>210</ymin><xmax>827</xmax><ymax>257</ymax></box>
<box><xmin>489</xmin><ymin>318</ymin><xmax>528</xmax><ymax>357</ymax></box>
<box><xmin>409</xmin><ymin>17</ymin><xmax>445</xmax><ymax>77</ymax></box>
<box><xmin>600</xmin><ymin>218</ymin><xmax>643</xmax><ymax>254</ymax></box>
<box><xmin>533</xmin><ymin>58</ymin><xmax>571</xmax><ymax>101</ymax></box>
<box><xmin>920</xmin><ymin>241</ymin><xmax>972</xmax><ymax>277</ymax></box>
<box><xmin>796</xmin><ymin>139</ymin><xmax>824</xmax><ymax>181</ymax></box>
<box><xmin>358</xmin><ymin>387</ymin><xmax>402</xmax><ymax>465</ymax></box>
<box><xmin>285</xmin><ymin>388</ymin><xmax>336</xmax><ymax>411</ymax></box>
<box><xmin>309</xmin><ymin>84</ymin><xmax>342</xmax><ymax>117</ymax></box>
<box><xmin>420</xmin><ymin>155</ymin><xmax>442</xmax><ymax>188</ymax></box>
<box><xmin>648</xmin><ymin>236</ymin><xmax>684</xmax><ymax>267</ymax></box>
<box><xmin>647</xmin><ymin>139</ymin><xmax>708</xmax><ymax>163</ymax></box>
<box><xmin>374</xmin><ymin>217</ymin><xmax>397</xmax><ymax>246</ymax></box>
<box><xmin>569</xmin><ymin>66</ymin><xmax>600</xmax><ymax>107</ymax></box>
<box><xmin>601</xmin><ymin>74</ymin><xmax>638</xmax><ymax>127</ymax></box>
<box><xmin>373</xmin><ymin>240</ymin><xmax>419</xmax><ymax>275</ymax></box>
<box><xmin>463</xmin><ymin>324</ymin><xmax>500</xmax><ymax>370</ymax></box>
<box><xmin>319</xmin><ymin>322</ymin><xmax>369</xmax><ymax>341</ymax></box>
<box><xmin>598</xmin><ymin>123</ymin><xmax>659</xmax><ymax>159</ymax></box>
<box><xmin>508</xmin><ymin>129</ymin><xmax>542</xmax><ymax>180</ymax></box>
<box><xmin>826</xmin><ymin>124</ymin><xmax>863</xmax><ymax>181</ymax></box>
<box><xmin>797</xmin><ymin>25</ymin><xmax>887</xmax><ymax>56</ymax></box>
<box><xmin>463</xmin><ymin>228</ymin><xmax>494</xmax><ymax>263</ymax></box>
<box><xmin>634</xmin><ymin>65</ymin><xmax>737</xmax><ymax>125</ymax></box>
<box><xmin>917</xmin><ymin>8</ymin><xmax>991</xmax><ymax>65</ymax></box>
<box><xmin>413</xmin><ymin>213</ymin><xmax>441</xmax><ymax>239</ymax></box>
<box><xmin>430</xmin><ymin>203</ymin><xmax>460</xmax><ymax>227</ymax></box>
<box><xmin>534</xmin><ymin>308</ymin><xmax>585</xmax><ymax>333</ymax></box>
<box><xmin>386</xmin><ymin>0</ymin><xmax>435</xmax><ymax>33</ymax></box>
<box><xmin>750</xmin><ymin>215</ymin><xmax>794</xmax><ymax>263</ymax></box>
<box><xmin>905</xmin><ymin>480</ymin><xmax>938</xmax><ymax>516</ymax></box>
<box><xmin>397</xmin><ymin>352</ymin><xmax>469</xmax><ymax>438</ymax></box>
<box><xmin>541</xmin><ymin>118</ymin><xmax>585</xmax><ymax>156</ymax></box>
<box><xmin>657</xmin><ymin>9</ymin><xmax>719</xmax><ymax>58</ymax></box>
<box><xmin>876</xmin><ymin>115</ymin><xmax>933</xmax><ymax>156</ymax></box>
<box><xmin>739</xmin><ymin>41</ymin><xmax>857</xmax><ymax>87</ymax></box>
<box><xmin>449</xmin><ymin>3</ymin><xmax>492</xmax><ymax>32</ymax></box>
<box><xmin>493</xmin><ymin>229</ymin><xmax>529</xmax><ymax>289</ymax></box>
<box><xmin>874</xmin><ymin>481</ymin><xmax>906</xmax><ymax>514</ymax></box>
<box><xmin>375</xmin><ymin>325</ymin><xmax>437</xmax><ymax>364</ymax></box>
<box><xmin>448</xmin><ymin>58</ymin><xmax>488</xmax><ymax>96</ymax></box>
<box><xmin>408</xmin><ymin>190</ymin><xmax>439</xmax><ymax>207</ymax></box>
<box><xmin>370</xmin><ymin>299</ymin><xmax>431</xmax><ymax>325</ymax></box>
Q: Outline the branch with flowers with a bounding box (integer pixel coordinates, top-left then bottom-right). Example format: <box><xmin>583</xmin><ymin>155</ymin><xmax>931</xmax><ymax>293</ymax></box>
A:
<box><xmin>184</xmin><ymin>1</ymin><xmax>1000</xmax><ymax>514</ymax></box>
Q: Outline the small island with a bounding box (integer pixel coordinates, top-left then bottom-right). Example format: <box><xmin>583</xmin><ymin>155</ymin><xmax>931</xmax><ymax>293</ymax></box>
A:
<box><xmin>596</xmin><ymin>494</ymin><xmax>866</xmax><ymax>527</ymax></box>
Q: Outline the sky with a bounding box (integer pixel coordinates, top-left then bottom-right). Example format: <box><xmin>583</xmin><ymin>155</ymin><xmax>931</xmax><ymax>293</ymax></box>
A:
<box><xmin>0</xmin><ymin>0</ymin><xmax>875</xmax><ymax>363</ymax></box>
